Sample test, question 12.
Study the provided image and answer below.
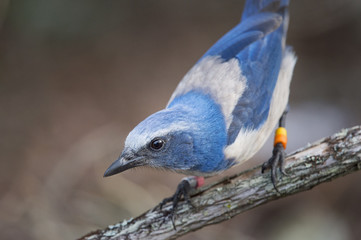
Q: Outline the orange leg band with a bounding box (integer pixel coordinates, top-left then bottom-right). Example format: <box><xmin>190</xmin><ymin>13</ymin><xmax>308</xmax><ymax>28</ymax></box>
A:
<box><xmin>274</xmin><ymin>127</ymin><xmax>287</xmax><ymax>149</ymax></box>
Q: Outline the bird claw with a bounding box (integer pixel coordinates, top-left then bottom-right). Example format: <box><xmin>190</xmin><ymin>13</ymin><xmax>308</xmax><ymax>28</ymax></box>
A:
<box><xmin>159</xmin><ymin>178</ymin><xmax>195</xmax><ymax>230</ymax></box>
<box><xmin>262</xmin><ymin>143</ymin><xmax>287</xmax><ymax>193</ymax></box>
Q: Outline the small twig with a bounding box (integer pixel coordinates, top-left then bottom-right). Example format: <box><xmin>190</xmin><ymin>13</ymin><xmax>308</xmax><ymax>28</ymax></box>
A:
<box><xmin>79</xmin><ymin>125</ymin><xmax>361</xmax><ymax>240</ymax></box>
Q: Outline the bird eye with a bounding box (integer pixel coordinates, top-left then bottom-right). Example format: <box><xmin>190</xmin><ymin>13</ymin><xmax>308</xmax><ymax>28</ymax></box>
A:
<box><xmin>149</xmin><ymin>138</ymin><xmax>165</xmax><ymax>150</ymax></box>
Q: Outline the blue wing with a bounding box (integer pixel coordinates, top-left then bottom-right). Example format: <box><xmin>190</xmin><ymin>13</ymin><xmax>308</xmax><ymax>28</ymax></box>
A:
<box><xmin>201</xmin><ymin>12</ymin><xmax>282</xmax><ymax>61</ymax></box>
<box><xmin>201</xmin><ymin>0</ymin><xmax>290</xmax><ymax>145</ymax></box>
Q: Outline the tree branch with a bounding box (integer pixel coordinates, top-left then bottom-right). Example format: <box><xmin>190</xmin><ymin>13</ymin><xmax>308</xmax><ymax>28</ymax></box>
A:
<box><xmin>80</xmin><ymin>125</ymin><xmax>361</xmax><ymax>240</ymax></box>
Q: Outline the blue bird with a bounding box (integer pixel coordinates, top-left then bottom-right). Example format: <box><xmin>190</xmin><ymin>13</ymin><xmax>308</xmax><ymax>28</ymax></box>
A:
<box><xmin>104</xmin><ymin>0</ymin><xmax>296</xmax><ymax>218</ymax></box>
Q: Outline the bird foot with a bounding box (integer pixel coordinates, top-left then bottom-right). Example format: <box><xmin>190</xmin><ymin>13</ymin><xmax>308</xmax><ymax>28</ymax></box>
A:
<box><xmin>262</xmin><ymin>143</ymin><xmax>288</xmax><ymax>193</ymax></box>
<box><xmin>159</xmin><ymin>176</ymin><xmax>204</xmax><ymax>229</ymax></box>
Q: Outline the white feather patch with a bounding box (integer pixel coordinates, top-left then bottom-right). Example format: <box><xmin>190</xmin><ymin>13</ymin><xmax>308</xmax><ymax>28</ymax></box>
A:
<box><xmin>224</xmin><ymin>49</ymin><xmax>297</xmax><ymax>163</ymax></box>
<box><xmin>168</xmin><ymin>56</ymin><xmax>247</xmax><ymax>129</ymax></box>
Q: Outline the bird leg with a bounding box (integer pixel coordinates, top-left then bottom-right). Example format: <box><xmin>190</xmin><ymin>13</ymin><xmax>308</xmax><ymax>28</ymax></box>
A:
<box><xmin>262</xmin><ymin>108</ymin><xmax>289</xmax><ymax>192</ymax></box>
<box><xmin>159</xmin><ymin>176</ymin><xmax>204</xmax><ymax>229</ymax></box>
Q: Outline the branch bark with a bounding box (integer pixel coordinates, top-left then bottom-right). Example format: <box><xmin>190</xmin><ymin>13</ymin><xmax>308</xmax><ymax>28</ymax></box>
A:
<box><xmin>80</xmin><ymin>125</ymin><xmax>361</xmax><ymax>240</ymax></box>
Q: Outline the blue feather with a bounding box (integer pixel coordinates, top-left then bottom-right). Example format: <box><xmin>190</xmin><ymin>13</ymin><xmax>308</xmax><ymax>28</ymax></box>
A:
<box><xmin>168</xmin><ymin>91</ymin><xmax>234</xmax><ymax>173</ymax></box>
<box><xmin>202</xmin><ymin>12</ymin><xmax>282</xmax><ymax>61</ymax></box>
<box><xmin>227</xmin><ymin>0</ymin><xmax>290</xmax><ymax>144</ymax></box>
<box><xmin>242</xmin><ymin>0</ymin><xmax>289</xmax><ymax>20</ymax></box>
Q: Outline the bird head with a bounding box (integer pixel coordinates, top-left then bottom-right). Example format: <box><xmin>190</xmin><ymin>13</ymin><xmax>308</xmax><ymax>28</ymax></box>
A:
<box><xmin>104</xmin><ymin>106</ymin><xmax>197</xmax><ymax>177</ymax></box>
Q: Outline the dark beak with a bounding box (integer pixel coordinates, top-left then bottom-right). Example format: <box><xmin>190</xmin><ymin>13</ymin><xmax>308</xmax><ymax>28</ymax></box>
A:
<box><xmin>103</xmin><ymin>153</ymin><xmax>145</xmax><ymax>177</ymax></box>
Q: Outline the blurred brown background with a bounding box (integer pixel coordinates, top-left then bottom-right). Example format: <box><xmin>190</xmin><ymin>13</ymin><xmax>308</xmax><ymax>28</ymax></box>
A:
<box><xmin>1</xmin><ymin>0</ymin><xmax>361</xmax><ymax>239</ymax></box>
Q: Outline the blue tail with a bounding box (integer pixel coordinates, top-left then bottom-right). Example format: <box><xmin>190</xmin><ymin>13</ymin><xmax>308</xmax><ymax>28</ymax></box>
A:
<box><xmin>242</xmin><ymin>0</ymin><xmax>289</xmax><ymax>20</ymax></box>
<box><xmin>242</xmin><ymin>0</ymin><xmax>290</xmax><ymax>37</ymax></box>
